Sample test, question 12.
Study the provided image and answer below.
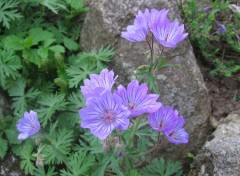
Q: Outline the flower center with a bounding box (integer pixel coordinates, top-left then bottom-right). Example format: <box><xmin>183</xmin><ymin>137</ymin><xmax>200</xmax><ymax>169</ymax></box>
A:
<box><xmin>103</xmin><ymin>111</ymin><xmax>115</xmax><ymax>123</ymax></box>
<box><xmin>128</xmin><ymin>103</ymin><xmax>136</xmax><ymax>110</ymax></box>
<box><xmin>159</xmin><ymin>121</ymin><xmax>163</xmax><ymax>129</ymax></box>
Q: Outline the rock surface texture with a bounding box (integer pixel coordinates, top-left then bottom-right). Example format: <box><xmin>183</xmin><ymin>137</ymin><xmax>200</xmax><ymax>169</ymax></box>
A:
<box><xmin>80</xmin><ymin>0</ymin><xmax>211</xmax><ymax>159</ymax></box>
<box><xmin>191</xmin><ymin>113</ymin><xmax>240</xmax><ymax>176</ymax></box>
<box><xmin>0</xmin><ymin>152</ymin><xmax>24</xmax><ymax>176</ymax></box>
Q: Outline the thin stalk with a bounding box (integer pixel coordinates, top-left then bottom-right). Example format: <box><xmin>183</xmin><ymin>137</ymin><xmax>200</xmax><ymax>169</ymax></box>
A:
<box><xmin>146</xmin><ymin>40</ymin><xmax>154</xmax><ymax>64</ymax></box>
<box><xmin>116</xmin><ymin>129</ymin><xmax>122</xmax><ymax>145</ymax></box>
<box><xmin>151</xmin><ymin>32</ymin><xmax>154</xmax><ymax>61</ymax></box>
<box><xmin>153</xmin><ymin>46</ymin><xmax>164</xmax><ymax>72</ymax></box>
<box><xmin>126</xmin><ymin>116</ymin><xmax>143</xmax><ymax>147</ymax></box>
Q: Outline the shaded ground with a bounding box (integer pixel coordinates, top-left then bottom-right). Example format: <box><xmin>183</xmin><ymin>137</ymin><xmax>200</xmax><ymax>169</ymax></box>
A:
<box><xmin>195</xmin><ymin>52</ymin><xmax>240</xmax><ymax>128</ymax></box>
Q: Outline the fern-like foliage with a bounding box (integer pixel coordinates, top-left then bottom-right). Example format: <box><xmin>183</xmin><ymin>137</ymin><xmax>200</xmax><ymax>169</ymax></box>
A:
<box><xmin>0</xmin><ymin>0</ymin><xmax>22</xmax><ymax>28</ymax></box>
<box><xmin>0</xmin><ymin>135</ymin><xmax>8</xmax><ymax>159</ymax></box>
<box><xmin>20</xmin><ymin>144</ymin><xmax>36</xmax><ymax>175</ymax></box>
<box><xmin>0</xmin><ymin>49</ymin><xmax>22</xmax><ymax>89</ymax></box>
<box><xmin>39</xmin><ymin>0</ymin><xmax>67</xmax><ymax>14</ymax></box>
<box><xmin>66</xmin><ymin>63</ymin><xmax>98</xmax><ymax>88</ymax></box>
<box><xmin>67</xmin><ymin>92</ymin><xmax>85</xmax><ymax>111</ymax></box>
<box><xmin>78</xmin><ymin>46</ymin><xmax>115</xmax><ymax>70</ymax></box>
<box><xmin>8</xmin><ymin>78</ymin><xmax>40</xmax><ymax>116</ymax></box>
<box><xmin>37</xmin><ymin>93</ymin><xmax>68</xmax><ymax>127</ymax></box>
<box><xmin>60</xmin><ymin>151</ymin><xmax>95</xmax><ymax>176</ymax></box>
<box><xmin>41</xmin><ymin>128</ymin><xmax>74</xmax><ymax>164</ymax></box>
<box><xmin>141</xmin><ymin>158</ymin><xmax>183</xmax><ymax>176</ymax></box>
<box><xmin>34</xmin><ymin>166</ymin><xmax>58</xmax><ymax>176</ymax></box>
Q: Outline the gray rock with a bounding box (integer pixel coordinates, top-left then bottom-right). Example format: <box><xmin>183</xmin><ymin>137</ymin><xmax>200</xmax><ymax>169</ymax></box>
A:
<box><xmin>80</xmin><ymin>0</ymin><xmax>211</xmax><ymax>159</ymax></box>
<box><xmin>191</xmin><ymin>114</ymin><xmax>240</xmax><ymax>176</ymax></box>
<box><xmin>0</xmin><ymin>152</ymin><xmax>24</xmax><ymax>176</ymax></box>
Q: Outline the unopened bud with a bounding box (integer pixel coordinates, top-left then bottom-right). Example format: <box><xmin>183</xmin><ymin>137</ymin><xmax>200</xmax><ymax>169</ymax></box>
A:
<box><xmin>36</xmin><ymin>156</ymin><xmax>44</xmax><ymax>167</ymax></box>
<box><xmin>115</xmin><ymin>142</ymin><xmax>125</xmax><ymax>158</ymax></box>
<box><xmin>102</xmin><ymin>139</ymin><xmax>110</xmax><ymax>153</ymax></box>
<box><xmin>35</xmin><ymin>138</ymin><xmax>41</xmax><ymax>146</ymax></box>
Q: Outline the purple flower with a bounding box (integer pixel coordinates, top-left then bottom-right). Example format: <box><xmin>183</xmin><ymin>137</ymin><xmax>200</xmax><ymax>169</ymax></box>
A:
<box><xmin>148</xmin><ymin>106</ymin><xmax>189</xmax><ymax>144</ymax></box>
<box><xmin>121</xmin><ymin>8</ymin><xmax>169</xmax><ymax>42</ymax></box>
<box><xmin>134</xmin><ymin>8</ymin><xmax>150</xmax><ymax>31</ymax></box>
<box><xmin>148</xmin><ymin>106</ymin><xmax>178</xmax><ymax>132</ymax></box>
<box><xmin>148</xmin><ymin>8</ymin><xmax>169</xmax><ymax>28</ymax></box>
<box><xmin>151</xmin><ymin>18</ymin><xmax>188</xmax><ymax>48</ymax></box>
<box><xmin>80</xmin><ymin>69</ymin><xmax>118</xmax><ymax>99</ymax></box>
<box><xmin>216</xmin><ymin>21</ymin><xmax>227</xmax><ymax>34</ymax></box>
<box><xmin>121</xmin><ymin>9</ymin><xmax>149</xmax><ymax>42</ymax></box>
<box><xmin>79</xmin><ymin>90</ymin><xmax>131</xmax><ymax>140</ymax></box>
<box><xmin>121</xmin><ymin>25</ymin><xmax>148</xmax><ymax>42</ymax></box>
<box><xmin>164</xmin><ymin>114</ymin><xmax>189</xmax><ymax>144</ymax></box>
<box><xmin>203</xmin><ymin>7</ymin><xmax>209</xmax><ymax>12</ymax></box>
<box><xmin>115</xmin><ymin>80</ymin><xmax>162</xmax><ymax>118</ymax></box>
<box><xmin>17</xmin><ymin>110</ymin><xmax>41</xmax><ymax>140</ymax></box>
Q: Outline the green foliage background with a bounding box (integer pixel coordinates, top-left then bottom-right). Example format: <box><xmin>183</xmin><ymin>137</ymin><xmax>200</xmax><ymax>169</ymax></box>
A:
<box><xmin>183</xmin><ymin>0</ymin><xmax>240</xmax><ymax>78</ymax></box>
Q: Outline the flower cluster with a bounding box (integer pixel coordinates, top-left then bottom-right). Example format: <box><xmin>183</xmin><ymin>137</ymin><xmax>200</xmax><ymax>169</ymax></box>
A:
<box><xmin>17</xmin><ymin>110</ymin><xmax>41</xmax><ymax>140</ymax></box>
<box><xmin>121</xmin><ymin>8</ymin><xmax>188</xmax><ymax>48</ymax></box>
<box><xmin>79</xmin><ymin>69</ymin><xmax>188</xmax><ymax>144</ymax></box>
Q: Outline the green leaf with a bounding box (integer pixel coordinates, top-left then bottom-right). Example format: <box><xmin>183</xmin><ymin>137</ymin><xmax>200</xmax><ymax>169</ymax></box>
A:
<box><xmin>37</xmin><ymin>47</ymin><xmax>49</xmax><ymax>59</ymax></box>
<box><xmin>28</xmin><ymin>27</ymin><xmax>54</xmax><ymax>45</ymax></box>
<box><xmin>127</xmin><ymin>170</ymin><xmax>142</xmax><ymax>176</ymax></box>
<box><xmin>4</xmin><ymin>35</ymin><xmax>24</xmax><ymax>50</ymax></box>
<box><xmin>34</xmin><ymin>166</ymin><xmax>58</xmax><ymax>176</ymax></box>
<box><xmin>57</xmin><ymin>112</ymin><xmax>79</xmax><ymax>128</ymax></box>
<box><xmin>67</xmin><ymin>92</ymin><xmax>85</xmax><ymax>111</ymax></box>
<box><xmin>63</xmin><ymin>37</ymin><xmax>79</xmax><ymax>51</ymax></box>
<box><xmin>92</xmin><ymin>154</ymin><xmax>112</xmax><ymax>176</ymax></box>
<box><xmin>141</xmin><ymin>158</ymin><xmax>183</xmax><ymax>176</ymax></box>
<box><xmin>42</xmin><ymin>128</ymin><xmax>74</xmax><ymax>164</ymax></box>
<box><xmin>49</xmin><ymin>45</ymin><xmax>65</xmax><ymax>55</ymax></box>
<box><xmin>4</xmin><ymin>116</ymin><xmax>21</xmax><ymax>144</ymax></box>
<box><xmin>66</xmin><ymin>63</ymin><xmax>98</xmax><ymax>88</ymax></box>
<box><xmin>0</xmin><ymin>0</ymin><xmax>22</xmax><ymax>28</ymax></box>
<box><xmin>40</xmin><ymin>0</ymin><xmax>67</xmax><ymax>14</ymax></box>
<box><xmin>20</xmin><ymin>143</ymin><xmax>36</xmax><ymax>175</ymax></box>
<box><xmin>60</xmin><ymin>151</ymin><xmax>95</xmax><ymax>176</ymax></box>
<box><xmin>8</xmin><ymin>78</ymin><xmax>40</xmax><ymax>115</ymax></box>
<box><xmin>66</xmin><ymin>0</ymin><xmax>88</xmax><ymax>12</ymax></box>
<box><xmin>23</xmin><ymin>37</ymin><xmax>34</xmax><ymax>49</ymax></box>
<box><xmin>0</xmin><ymin>136</ymin><xmax>8</xmax><ymax>158</ymax></box>
<box><xmin>78</xmin><ymin>46</ymin><xmax>115</xmax><ymax>70</ymax></box>
<box><xmin>0</xmin><ymin>49</ymin><xmax>21</xmax><ymax>88</ymax></box>
<box><xmin>22</xmin><ymin>49</ymin><xmax>42</xmax><ymax>67</ymax></box>
<box><xmin>37</xmin><ymin>93</ymin><xmax>68</xmax><ymax>127</ymax></box>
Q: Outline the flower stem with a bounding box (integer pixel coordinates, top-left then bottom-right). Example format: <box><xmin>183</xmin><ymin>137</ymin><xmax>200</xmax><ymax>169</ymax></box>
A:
<box><xmin>153</xmin><ymin>46</ymin><xmax>164</xmax><ymax>73</ymax></box>
<box><xmin>127</xmin><ymin>116</ymin><xmax>143</xmax><ymax>147</ymax></box>
<box><xmin>116</xmin><ymin>129</ymin><xmax>122</xmax><ymax>145</ymax></box>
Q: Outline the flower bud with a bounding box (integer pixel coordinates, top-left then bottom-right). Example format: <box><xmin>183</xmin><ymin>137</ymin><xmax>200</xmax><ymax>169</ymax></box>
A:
<box><xmin>102</xmin><ymin>139</ymin><xmax>110</xmax><ymax>153</ymax></box>
<box><xmin>36</xmin><ymin>156</ymin><xmax>44</xmax><ymax>167</ymax></box>
<box><xmin>115</xmin><ymin>142</ymin><xmax>125</xmax><ymax>158</ymax></box>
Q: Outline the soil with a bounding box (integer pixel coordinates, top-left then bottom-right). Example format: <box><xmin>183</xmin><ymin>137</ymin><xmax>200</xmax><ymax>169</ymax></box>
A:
<box><xmin>195</xmin><ymin>50</ymin><xmax>240</xmax><ymax>128</ymax></box>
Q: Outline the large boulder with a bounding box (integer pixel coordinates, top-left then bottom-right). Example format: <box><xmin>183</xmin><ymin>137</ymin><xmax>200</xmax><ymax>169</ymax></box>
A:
<box><xmin>191</xmin><ymin>113</ymin><xmax>240</xmax><ymax>176</ymax></box>
<box><xmin>80</xmin><ymin>0</ymin><xmax>211</xmax><ymax>159</ymax></box>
